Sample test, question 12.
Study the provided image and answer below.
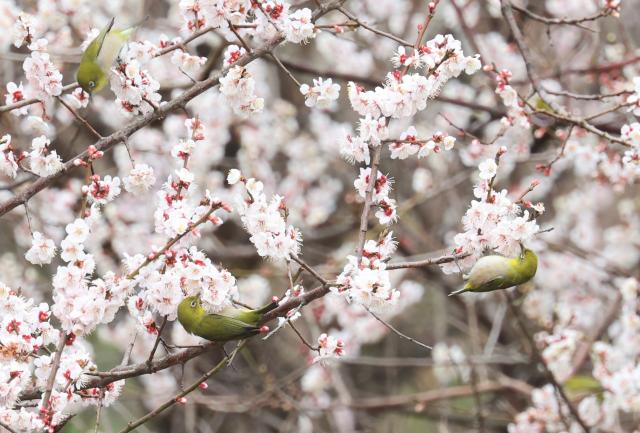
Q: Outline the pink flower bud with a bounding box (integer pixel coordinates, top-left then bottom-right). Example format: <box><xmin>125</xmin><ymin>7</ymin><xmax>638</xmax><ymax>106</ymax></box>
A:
<box><xmin>259</xmin><ymin>325</ymin><xmax>270</xmax><ymax>334</ymax></box>
<box><xmin>176</xmin><ymin>397</ymin><xmax>187</xmax><ymax>404</ymax></box>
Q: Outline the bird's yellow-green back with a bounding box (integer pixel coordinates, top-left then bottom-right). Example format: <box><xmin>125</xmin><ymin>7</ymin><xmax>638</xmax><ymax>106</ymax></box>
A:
<box><xmin>177</xmin><ymin>296</ymin><xmax>276</xmax><ymax>342</ymax></box>
<box><xmin>76</xmin><ymin>18</ymin><xmax>135</xmax><ymax>93</ymax></box>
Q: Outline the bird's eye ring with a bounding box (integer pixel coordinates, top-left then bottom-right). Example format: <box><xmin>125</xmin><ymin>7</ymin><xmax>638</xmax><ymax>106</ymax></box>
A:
<box><xmin>190</xmin><ymin>300</ymin><xmax>197</xmax><ymax>308</ymax></box>
<box><xmin>88</xmin><ymin>81</ymin><xmax>96</xmax><ymax>88</ymax></box>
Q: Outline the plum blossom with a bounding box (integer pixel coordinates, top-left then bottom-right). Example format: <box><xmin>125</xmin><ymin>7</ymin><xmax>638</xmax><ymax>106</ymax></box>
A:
<box><xmin>171</xmin><ymin>49</ymin><xmax>207</xmax><ymax>76</ymax></box>
<box><xmin>25</xmin><ymin>232</ymin><xmax>56</xmax><ymax>265</ymax></box>
<box><xmin>124</xmin><ymin>164</ymin><xmax>156</xmax><ymax>195</ymax></box>
<box><xmin>83</xmin><ymin>175</ymin><xmax>122</xmax><ymax>205</ymax></box>
<box><xmin>4</xmin><ymin>82</ymin><xmax>27</xmax><ymax>116</ymax></box>
<box><xmin>478</xmin><ymin>158</ymin><xmax>498</xmax><ymax>180</ymax></box>
<box><xmin>313</xmin><ymin>333</ymin><xmax>345</xmax><ymax>363</ymax></box>
<box><xmin>110</xmin><ymin>59</ymin><xmax>162</xmax><ymax>117</ymax></box>
<box><xmin>12</xmin><ymin>12</ymin><xmax>40</xmax><ymax>48</ymax></box>
<box><xmin>233</xmin><ymin>171</ymin><xmax>302</xmax><ymax>260</ymax></box>
<box><xmin>0</xmin><ymin>134</ymin><xmax>18</xmax><ymax>178</ymax></box>
<box><xmin>219</xmin><ymin>66</ymin><xmax>264</xmax><ymax>115</ymax></box>
<box><xmin>336</xmin><ymin>232</ymin><xmax>400</xmax><ymax>310</ymax></box>
<box><xmin>283</xmin><ymin>8</ymin><xmax>315</xmax><ymax>44</ymax></box>
<box><xmin>223</xmin><ymin>45</ymin><xmax>246</xmax><ymax>66</ymax></box>
<box><xmin>388</xmin><ymin>127</ymin><xmax>457</xmax><ymax>160</ymax></box>
<box><xmin>299</xmin><ymin>77</ymin><xmax>341</xmax><ymax>109</ymax></box>
<box><xmin>28</xmin><ymin>135</ymin><xmax>64</xmax><ymax>177</ymax></box>
<box><xmin>22</xmin><ymin>41</ymin><xmax>63</xmax><ymax>99</ymax></box>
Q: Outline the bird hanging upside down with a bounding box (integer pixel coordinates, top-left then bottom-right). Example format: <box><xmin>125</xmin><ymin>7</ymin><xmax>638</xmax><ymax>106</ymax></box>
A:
<box><xmin>449</xmin><ymin>247</ymin><xmax>538</xmax><ymax>296</ymax></box>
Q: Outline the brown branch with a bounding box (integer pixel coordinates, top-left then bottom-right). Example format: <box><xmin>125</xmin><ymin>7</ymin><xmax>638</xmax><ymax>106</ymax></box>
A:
<box><xmin>512</xmin><ymin>4</ymin><xmax>610</xmax><ymax>27</ymax></box>
<box><xmin>385</xmin><ymin>252</ymin><xmax>470</xmax><ymax>270</ymax></box>
<box><xmin>41</xmin><ymin>334</ymin><xmax>68</xmax><ymax>419</ymax></box>
<box><xmin>0</xmin><ymin>83</ymin><xmax>79</xmax><ymax>114</ymax></box>
<box><xmin>290</xmin><ymin>256</ymin><xmax>328</xmax><ymax>285</ymax></box>
<box><xmin>366</xmin><ymin>308</ymin><xmax>432</xmax><ymax>350</ymax></box>
<box><xmin>336</xmin><ymin>7</ymin><xmax>412</xmax><ymax>46</ymax></box>
<box><xmin>118</xmin><ymin>341</ymin><xmax>246</xmax><ymax>433</ymax></box>
<box><xmin>56</xmin><ymin>96</ymin><xmax>103</xmax><ymax>139</ymax></box>
<box><xmin>0</xmin><ymin>421</ymin><xmax>19</xmax><ymax>433</ymax></box>
<box><xmin>355</xmin><ymin>145</ymin><xmax>381</xmax><ymax>260</ymax></box>
<box><xmin>345</xmin><ymin>380</ymin><xmax>528</xmax><ymax>410</ymax></box>
<box><xmin>146</xmin><ymin>316</ymin><xmax>168</xmax><ymax>366</ymax></box>
<box><xmin>276</xmin><ymin>59</ymin><xmax>506</xmax><ymax>117</ymax></box>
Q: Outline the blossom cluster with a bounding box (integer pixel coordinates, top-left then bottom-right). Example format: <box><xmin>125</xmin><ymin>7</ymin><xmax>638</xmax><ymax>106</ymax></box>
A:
<box><xmin>29</xmin><ymin>135</ymin><xmax>64</xmax><ymax>177</ymax></box>
<box><xmin>442</xmin><ymin>155</ymin><xmax>542</xmax><ymax>273</ymax></box>
<box><xmin>299</xmin><ymin>77</ymin><xmax>341</xmax><ymax>109</ymax></box>
<box><xmin>388</xmin><ymin>126</ymin><xmax>456</xmax><ymax>160</ymax></box>
<box><xmin>219</xmin><ymin>66</ymin><xmax>265</xmax><ymax>115</ymax></box>
<box><xmin>0</xmin><ymin>284</ymin><xmax>118</xmax><ymax>431</ymax></box>
<box><xmin>52</xmin><ymin>218</ymin><xmax>133</xmax><ymax>335</ymax></box>
<box><xmin>346</xmin><ymin>34</ymin><xmax>480</xmax><ymax>121</ymax></box>
<box><xmin>22</xmin><ymin>40</ymin><xmax>63</xmax><ymax>100</ymax></box>
<box><xmin>127</xmin><ymin>245</ymin><xmax>238</xmax><ymax>323</ymax></box>
<box><xmin>335</xmin><ymin>232</ymin><xmax>399</xmax><ymax>310</ymax></box>
<box><xmin>495</xmin><ymin>69</ymin><xmax>530</xmax><ymax>130</ymax></box>
<box><xmin>178</xmin><ymin>0</ymin><xmax>316</xmax><ymax>44</ymax></box>
<box><xmin>229</xmin><ymin>169</ymin><xmax>302</xmax><ymax>260</ymax></box>
<box><xmin>153</xmin><ymin>118</ymin><xmax>223</xmax><ymax>238</ymax></box>
<box><xmin>110</xmin><ymin>59</ymin><xmax>162</xmax><ymax>116</ymax></box>
<box><xmin>353</xmin><ymin>167</ymin><xmax>398</xmax><ymax>225</ymax></box>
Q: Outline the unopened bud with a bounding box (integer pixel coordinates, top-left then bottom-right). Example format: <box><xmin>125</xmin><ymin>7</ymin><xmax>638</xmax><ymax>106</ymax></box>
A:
<box><xmin>259</xmin><ymin>325</ymin><xmax>270</xmax><ymax>334</ymax></box>
<box><xmin>198</xmin><ymin>382</ymin><xmax>208</xmax><ymax>390</ymax></box>
<box><xmin>176</xmin><ymin>397</ymin><xmax>187</xmax><ymax>404</ymax></box>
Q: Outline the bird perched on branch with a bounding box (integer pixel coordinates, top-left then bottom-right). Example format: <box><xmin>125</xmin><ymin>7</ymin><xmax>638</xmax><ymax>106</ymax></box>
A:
<box><xmin>177</xmin><ymin>296</ymin><xmax>277</xmax><ymax>342</ymax></box>
<box><xmin>76</xmin><ymin>17</ymin><xmax>139</xmax><ymax>93</ymax></box>
<box><xmin>449</xmin><ymin>247</ymin><xmax>538</xmax><ymax>296</ymax></box>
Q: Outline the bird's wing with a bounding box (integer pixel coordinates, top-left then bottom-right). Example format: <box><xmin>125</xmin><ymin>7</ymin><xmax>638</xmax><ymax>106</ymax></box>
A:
<box><xmin>84</xmin><ymin>18</ymin><xmax>115</xmax><ymax>62</ymax></box>
<box><xmin>468</xmin><ymin>256</ymin><xmax>512</xmax><ymax>289</ymax></box>
<box><xmin>194</xmin><ymin>314</ymin><xmax>258</xmax><ymax>342</ymax></box>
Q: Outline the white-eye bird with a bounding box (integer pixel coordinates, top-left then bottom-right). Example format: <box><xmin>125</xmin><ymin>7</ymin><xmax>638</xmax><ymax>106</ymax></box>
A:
<box><xmin>76</xmin><ymin>18</ymin><xmax>136</xmax><ymax>93</ymax></box>
<box><xmin>449</xmin><ymin>248</ymin><xmax>538</xmax><ymax>296</ymax></box>
<box><xmin>177</xmin><ymin>296</ymin><xmax>277</xmax><ymax>342</ymax></box>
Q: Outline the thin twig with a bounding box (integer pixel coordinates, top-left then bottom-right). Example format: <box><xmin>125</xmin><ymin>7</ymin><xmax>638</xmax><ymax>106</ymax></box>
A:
<box><xmin>41</xmin><ymin>334</ymin><xmax>68</xmax><ymax>421</ymax></box>
<box><xmin>355</xmin><ymin>146</ymin><xmax>381</xmax><ymax>260</ymax></box>
<box><xmin>336</xmin><ymin>7</ymin><xmax>412</xmax><ymax>46</ymax></box>
<box><xmin>118</xmin><ymin>341</ymin><xmax>246</xmax><ymax>433</ymax></box>
<box><xmin>366</xmin><ymin>308</ymin><xmax>432</xmax><ymax>350</ymax></box>
<box><xmin>385</xmin><ymin>252</ymin><xmax>470</xmax><ymax>270</ymax></box>
<box><xmin>57</xmin><ymin>96</ymin><xmax>103</xmax><ymax>139</ymax></box>
<box><xmin>146</xmin><ymin>316</ymin><xmax>168</xmax><ymax>366</ymax></box>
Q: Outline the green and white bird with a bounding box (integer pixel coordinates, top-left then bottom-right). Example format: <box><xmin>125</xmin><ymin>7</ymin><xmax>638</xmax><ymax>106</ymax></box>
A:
<box><xmin>76</xmin><ymin>18</ymin><xmax>136</xmax><ymax>93</ymax></box>
<box><xmin>177</xmin><ymin>296</ymin><xmax>277</xmax><ymax>342</ymax></box>
<box><xmin>449</xmin><ymin>248</ymin><xmax>538</xmax><ymax>296</ymax></box>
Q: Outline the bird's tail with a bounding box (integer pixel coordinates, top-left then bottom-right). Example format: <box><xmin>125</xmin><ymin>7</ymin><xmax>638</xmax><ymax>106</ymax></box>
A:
<box><xmin>254</xmin><ymin>301</ymin><xmax>279</xmax><ymax>315</ymax></box>
<box><xmin>448</xmin><ymin>284</ymin><xmax>471</xmax><ymax>296</ymax></box>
